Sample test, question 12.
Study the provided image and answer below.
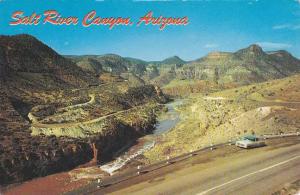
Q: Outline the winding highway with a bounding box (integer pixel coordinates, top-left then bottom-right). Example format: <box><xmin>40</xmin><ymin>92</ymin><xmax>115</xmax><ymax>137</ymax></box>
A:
<box><xmin>72</xmin><ymin>136</ymin><xmax>300</xmax><ymax>195</ymax></box>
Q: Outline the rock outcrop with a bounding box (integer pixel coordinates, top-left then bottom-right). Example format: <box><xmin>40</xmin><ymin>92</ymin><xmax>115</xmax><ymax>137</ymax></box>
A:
<box><xmin>174</xmin><ymin>44</ymin><xmax>300</xmax><ymax>84</ymax></box>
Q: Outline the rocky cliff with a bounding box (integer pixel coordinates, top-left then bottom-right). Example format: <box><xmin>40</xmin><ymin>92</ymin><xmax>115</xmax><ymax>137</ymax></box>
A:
<box><xmin>175</xmin><ymin>44</ymin><xmax>300</xmax><ymax>84</ymax></box>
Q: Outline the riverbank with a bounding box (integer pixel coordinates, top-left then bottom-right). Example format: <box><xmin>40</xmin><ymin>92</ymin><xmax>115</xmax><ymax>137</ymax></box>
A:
<box><xmin>99</xmin><ymin>99</ymin><xmax>184</xmax><ymax>175</ymax></box>
<box><xmin>143</xmin><ymin>76</ymin><xmax>300</xmax><ymax>163</ymax></box>
<box><xmin>2</xmin><ymin>99</ymin><xmax>183</xmax><ymax>194</ymax></box>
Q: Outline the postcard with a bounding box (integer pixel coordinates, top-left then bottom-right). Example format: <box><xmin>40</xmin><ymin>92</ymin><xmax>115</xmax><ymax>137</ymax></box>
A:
<box><xmin>0</xmin><ymin>0</ymin><xmax>299</xmax><ymax>194</ymax></box>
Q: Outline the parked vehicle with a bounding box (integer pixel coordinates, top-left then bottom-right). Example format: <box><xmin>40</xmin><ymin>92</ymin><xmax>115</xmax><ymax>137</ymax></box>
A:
<box><xmin>235</xmin><ymin>135</ymin><xmax>265</xmax><ymax>149</ymax></box>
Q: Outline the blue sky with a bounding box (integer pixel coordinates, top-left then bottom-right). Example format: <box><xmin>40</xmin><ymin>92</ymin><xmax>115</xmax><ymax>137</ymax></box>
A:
<box><xmin>0</xmin><ymin>0</ymin><xmax>299</xmax><ymax>61</ymax></box>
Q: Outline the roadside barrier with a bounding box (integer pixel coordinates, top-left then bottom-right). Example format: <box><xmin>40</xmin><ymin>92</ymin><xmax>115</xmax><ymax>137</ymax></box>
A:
<box><xmin>72</xmin><ymin>132</ymin><xmax>300</xmax><ymax>195</ymax></box>
<box><xmin>260</xmin><ymin>132</ymin><xmax>300</xmax><ymax>139</ymax></box>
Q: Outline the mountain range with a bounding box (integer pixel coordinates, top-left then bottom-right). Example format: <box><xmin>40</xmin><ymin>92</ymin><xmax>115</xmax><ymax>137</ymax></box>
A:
<box><xmin>179</xmin><ymin>44</ymin><xmax>300</xmax><ymax>84</ymax></box>
<box><xmin>66</xmin><ymin>44</ymin><xmax>300</xmax><ymax>86</ymax></box>
<box><xmin>1</xmin><ymin>34</ymin><xmax>300</xmax><ymax>127</ymax></box>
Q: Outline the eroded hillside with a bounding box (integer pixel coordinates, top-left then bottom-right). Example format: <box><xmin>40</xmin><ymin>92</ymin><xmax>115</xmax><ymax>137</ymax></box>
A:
<box><xmin>0</xmin><ymin>34</ymin><xmax>99</xmax><ymax>89</ymax></box>
<box><xmin>175</xmin><ymin>45</ymin><xmax>300</xmax><ymax>84</ymax></box>
<box><xmin>144</xmin><ymin>74</ymin><xmax>300</xmax><ymax>162</ymax></box>
<box><xmin>0</xmin><ymin>35</ymin><xmax>168</xmax><ymax>185</ymax></box>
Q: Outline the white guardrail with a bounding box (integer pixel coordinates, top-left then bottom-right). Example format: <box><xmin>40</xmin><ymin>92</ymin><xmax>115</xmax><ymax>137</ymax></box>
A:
<box><xmin>260</xmin><ymin>132</ymin><xmax>300</xmax><ymax>139</ymax></box>
<box><xmin>72</xmin><ymin>132</ymin><xmax>300</xmax><ymax>194</ymax></box>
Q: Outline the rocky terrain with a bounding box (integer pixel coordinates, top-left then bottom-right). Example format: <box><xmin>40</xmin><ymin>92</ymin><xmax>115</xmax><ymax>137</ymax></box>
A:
<box><xmin>0</xmin><ymin>34</ymin><xmax>99</xmax><ymax>90</ymax></box>
<box><xmin>0</xmin><ymin>83</ymin><xmax>166</xmax><ymax>185</ymax></box>
<box><xmin>66</xmin><ymin>54</ymin><xmax>147</xmax><ymax>76</ymax></box>
<box><xmin>0</xmin><ymin>34</ymin><xmax>167</xmax><ymax>186</ymax></box>
<box><xmin>180</xmin><ymin>45</ymin><xmax>300</xmax><ymax>83</ymax></box>
<box><xmin>67</xmin><ymin>45</ymin><xmax>300</xmax><ymax>97</ymax></box>
<box><xmin>66</xmin><ymin>54</ymin><xmax>186</xmax><ymax>86</ymax></box>
<box><xmin>160</xmin><ymin>45</ymin><xmax>300</xmax><ymax>96</ymax></box>
<box><xmin>144</xmin><ymin>74</ymin><xmax>300</xmax><ymax>162</ymax></box>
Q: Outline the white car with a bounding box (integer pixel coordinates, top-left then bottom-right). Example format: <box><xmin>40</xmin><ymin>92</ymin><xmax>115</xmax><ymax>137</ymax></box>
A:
<box><xmin>235</xmin><ymin>139</ymin><xmax>265</xmax><ymax>149</ymax></box>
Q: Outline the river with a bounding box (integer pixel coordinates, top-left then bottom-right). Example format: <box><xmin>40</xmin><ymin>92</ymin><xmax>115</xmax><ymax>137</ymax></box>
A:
<box><xmin>99</xmin><ymin>99</ymin><xmax>184</xmax><ymax>175</ymax></box>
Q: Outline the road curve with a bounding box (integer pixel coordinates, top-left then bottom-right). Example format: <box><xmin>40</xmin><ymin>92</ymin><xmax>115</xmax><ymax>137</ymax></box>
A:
<box><xmin>86</xmin><ymin>137</ymin><xmax>300</xmax><ymax>195</ymax></box>
<box><xmin>30</xmin><ymin>105</ymin><xmax>144</xmax><ymax>128</ymax></box>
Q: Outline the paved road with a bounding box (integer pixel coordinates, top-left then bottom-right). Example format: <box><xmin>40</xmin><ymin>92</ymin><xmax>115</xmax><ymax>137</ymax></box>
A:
<box><xmin>30</xmin><ymin>105</ymin><xmax>144</xmax><ymax>128</ymax></box>
<box><xmin>88</xmin><ymin>137</ymin><xmax>300</xmax><ymax>195</ymax></box>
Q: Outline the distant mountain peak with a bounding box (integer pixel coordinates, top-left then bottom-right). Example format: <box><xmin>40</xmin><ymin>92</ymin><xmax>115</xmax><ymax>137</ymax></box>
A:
<box><xmin>161</xmin><ymin>56</ymin><xmax>186</xmax><ymax>65</ymax></box>
<box><xmin>236</xmin><ymin>44</ymin><xmax>265</xmax><ymax>56</ymax></box>
<box><xmin>0</xmin><ymin>34</ymin><xmax>98</xmax><ymax>88</ymax></box>
<box><xmin>171</xmin><ymin>55</ymin><xmax>181</xmax><ymax>59</ymax></box>
<box><xmin>249</xmin><ymin>44</ymin><xmax>263</xmax><ymax>51</ymax></box>
<box><xmin>101</xmin><ymin>53</ymin><xmax>121</xmax><ymax>57</ymax></box>
<box><xmin>185</xmin><ymin>43</ymin><xmax>300</xmax><ymax>84</ymax></box>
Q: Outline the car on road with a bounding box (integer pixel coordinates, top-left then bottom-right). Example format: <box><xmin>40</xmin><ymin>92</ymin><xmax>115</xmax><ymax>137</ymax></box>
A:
<box><xmin>235</xmin><ymin>135</ymin><xmax>265</xmax><ymax>149</ymax></box>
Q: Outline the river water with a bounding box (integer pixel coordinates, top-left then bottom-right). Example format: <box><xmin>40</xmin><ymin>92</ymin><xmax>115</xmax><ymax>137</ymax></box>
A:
<box><xmin>100</xmin><ymin>99</ymin><xmax>184</xmax><ymax>175</ymax></box>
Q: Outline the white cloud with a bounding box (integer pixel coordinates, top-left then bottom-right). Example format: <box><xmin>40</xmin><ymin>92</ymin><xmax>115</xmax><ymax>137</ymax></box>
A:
<box><xmin>273</xmin><ymin>23</ymin><xmax>300</xmax><ymax>30</ymax></box>
<box><xmin>248</xmin><ymin>0</ymin><xmax>259</xmax><ymax>4</ymax></box>
<box><xmin>272</xmin><ymin>24</ymin><xmax>290</xmax><ymax>30</ymax></box>
<box><xmin>256</xmin><ymin>42</ymin><xmax>292</xmax><ymax>50</ymax></box>
<box><xmin>204</xmin><ymin>43</ymin><xmax>219</xmax><ymax>48</ymax></box>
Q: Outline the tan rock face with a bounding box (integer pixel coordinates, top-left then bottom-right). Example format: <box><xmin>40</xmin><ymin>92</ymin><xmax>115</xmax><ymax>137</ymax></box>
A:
<box><xmin>206</xmin><ymin>52</ymin><xmax>231</xmax><ymax>59</ymax></box>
